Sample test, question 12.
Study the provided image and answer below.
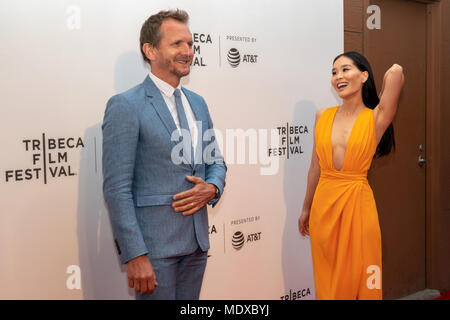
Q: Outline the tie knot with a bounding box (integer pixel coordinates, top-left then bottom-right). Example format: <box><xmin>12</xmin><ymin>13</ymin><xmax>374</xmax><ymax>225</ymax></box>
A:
<box><xmin>174</xmin><ymin>88</ymin><xmax>181</xmax><ymax>98</ymax></box>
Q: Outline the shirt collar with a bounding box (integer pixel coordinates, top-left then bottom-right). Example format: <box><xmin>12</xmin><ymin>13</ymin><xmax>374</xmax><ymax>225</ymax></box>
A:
<box><xmin>149</xmin><ymin>72</ymin><xmax>181</xmax><ymax>98</ymax></box>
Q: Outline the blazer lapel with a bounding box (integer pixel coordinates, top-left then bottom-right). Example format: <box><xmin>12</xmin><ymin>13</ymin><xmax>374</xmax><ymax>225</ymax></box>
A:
<box><xmin>182</xmin><ymin>87</ymin><xmax>207</xmax><ymax>168</ymax></box>
<box><xmin>144</xmin><ymin>76</ymin><xmax>199</xmax><ymax>167</ymax></box>
<box><xmin>182</xmin><ymin>87</ymin><xmax>207</xmax><ymax>125</ymax></box>
<box><xmin>143</xmin><ymin>76</ymin><xmax>178</xmax><ymax>139</ymax></box>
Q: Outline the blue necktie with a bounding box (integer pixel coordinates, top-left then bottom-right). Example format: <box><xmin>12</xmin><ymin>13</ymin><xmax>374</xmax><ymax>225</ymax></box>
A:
<box><xmin>174</xmin><ymin>88</ymin><xmax>194</xmax><ymax>165</ymax></box>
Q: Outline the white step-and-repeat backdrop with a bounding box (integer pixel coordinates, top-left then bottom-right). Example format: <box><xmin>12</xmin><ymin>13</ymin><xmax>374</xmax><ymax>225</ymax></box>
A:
<box><xmin>0</xmin><ymin>0</ymin><xmax>342</xmax><ymax>299</ymax></box>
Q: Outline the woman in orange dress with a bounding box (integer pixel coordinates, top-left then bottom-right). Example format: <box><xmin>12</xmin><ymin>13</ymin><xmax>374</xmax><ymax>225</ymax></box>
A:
<box><xmin>298</xmin><ymin>52</ymin><xmax>404</xmax><ymax>300</ymax></box>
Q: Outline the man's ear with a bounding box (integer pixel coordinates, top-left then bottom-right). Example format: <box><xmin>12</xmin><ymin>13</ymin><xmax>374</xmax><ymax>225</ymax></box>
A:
<box><xmin>142</xmin><ymin>43</ymin><xmax>157</xmax><ymax>62</ymax></box>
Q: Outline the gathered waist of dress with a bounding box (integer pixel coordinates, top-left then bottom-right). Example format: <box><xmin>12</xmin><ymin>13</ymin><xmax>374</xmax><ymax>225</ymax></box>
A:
<box><xmin>320</xmin><ymin>169</ymin><xmax>368</xmax><ymax>182</ymax></box>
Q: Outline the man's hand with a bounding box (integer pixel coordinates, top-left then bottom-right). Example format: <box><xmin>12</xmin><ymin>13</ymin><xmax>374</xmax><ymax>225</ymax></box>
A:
<box><xmin>172</xmin><ymin>176</ymin><xmax>217</xmax><ymax>216</ymax></box>
<box><xmin>126</xmin><ymin>255</ymin><xmax>158</xmax><ymax>295</ymax></box>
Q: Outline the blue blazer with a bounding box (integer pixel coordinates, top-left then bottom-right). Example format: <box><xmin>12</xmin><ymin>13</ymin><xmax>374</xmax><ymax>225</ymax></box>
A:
<box><xmin>102</xmin><ymin>75</ymin><xmax>226</xmax><ymax>264</ymax></box>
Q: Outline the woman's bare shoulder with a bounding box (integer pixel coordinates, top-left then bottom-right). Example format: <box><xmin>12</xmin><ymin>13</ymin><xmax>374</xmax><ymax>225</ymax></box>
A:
<box><xmin>316</xmin><ymin>106</ymin><xmax>337</xmax><ymax>121</ymax></box>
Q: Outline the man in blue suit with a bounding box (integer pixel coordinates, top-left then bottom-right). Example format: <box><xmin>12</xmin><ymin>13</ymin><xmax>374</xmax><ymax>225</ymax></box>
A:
<box><xmin>102</xmin><ymin>9</ymin><xmax>226</xmax><ymax>300</ymax></box>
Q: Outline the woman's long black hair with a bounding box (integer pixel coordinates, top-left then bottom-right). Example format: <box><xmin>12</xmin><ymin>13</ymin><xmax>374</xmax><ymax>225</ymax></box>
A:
<box><xmin>333</xmin><ymin>51</ymin><xmax>395</xmax><ymax>158</ymax></box>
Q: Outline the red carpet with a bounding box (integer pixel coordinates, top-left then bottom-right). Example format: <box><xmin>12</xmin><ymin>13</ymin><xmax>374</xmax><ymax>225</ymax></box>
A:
<box><xmin>433</xmin><ymin>291</ymin><xmax>450</xmax><ymax>300</ymax></box>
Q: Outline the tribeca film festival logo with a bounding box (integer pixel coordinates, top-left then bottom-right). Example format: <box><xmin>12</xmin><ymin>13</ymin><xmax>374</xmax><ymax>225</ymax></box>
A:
<box><xmin>268</xmin><ymin>123</ymin><xmax>309</xmax><ymax>159</ymax></box>
<box><xmin>281</xmin><ymin>288</ymin><xmax>312</xmax><ymax>300</ymax></box>
<box><xmin>4</xmin><ymin>134</ymin><xmax>84</xmax><ymax>184</ymax></box>
<box><xmin>192</xmin><ymin>32</ymin><xmax>213</xmax><ymax>67</ymax></box>
<box><xmin>207</xmin><ymin>224</ymin><xmax>219</xmax><ymax>258</ymax></box>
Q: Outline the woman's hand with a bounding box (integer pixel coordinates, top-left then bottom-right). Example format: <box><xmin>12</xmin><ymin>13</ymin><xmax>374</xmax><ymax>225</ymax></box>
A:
<box><xmin>387</xmin><ymin>63</ymin><xmax>403</xmax><ymax>75</ymax></box>
<box><xmin>298</xmin><ymin>209</ymin><xmax>310</xmax><ymax>237</ymax></box>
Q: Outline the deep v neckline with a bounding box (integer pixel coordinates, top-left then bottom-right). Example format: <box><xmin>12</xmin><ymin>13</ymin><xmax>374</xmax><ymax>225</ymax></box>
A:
<box><xmin>330</xmin><ymin>107</ymin><xmax>367</xmax><ymax>172</ymax></box>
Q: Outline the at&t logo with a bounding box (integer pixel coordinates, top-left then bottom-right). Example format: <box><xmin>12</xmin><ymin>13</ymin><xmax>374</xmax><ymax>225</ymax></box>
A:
<box><xmin>232</xmin><ymin>231</ymin><xmax>245</xmax><ymax>250</ymax></box>
<box><xmin>232</xmin><ymin>231</ymin><xmax>262</xmax><ymax>251</ymax></box>
<box><xmin>227</xmin><ymin>48</ymin><xmax>241</xmax><ymax>68</ymax></box>
<box><xmin>227</xmin><ymin>48</ymin><xmax>258</xmax><ymax>68</ymax></box>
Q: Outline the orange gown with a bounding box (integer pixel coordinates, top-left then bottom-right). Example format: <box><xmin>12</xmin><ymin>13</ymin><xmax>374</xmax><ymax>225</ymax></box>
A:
<box><xmin>309</xmin><ymin>106</ymin><xmax>382</xmax><ymax>300</ymax></box>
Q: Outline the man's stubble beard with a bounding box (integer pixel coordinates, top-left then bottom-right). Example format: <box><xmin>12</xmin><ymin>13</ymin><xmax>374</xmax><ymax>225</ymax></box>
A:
<box><xmin>165</xmin><ymin>56</ymin><xmax>191</xmax><ymax>79</ymax></box>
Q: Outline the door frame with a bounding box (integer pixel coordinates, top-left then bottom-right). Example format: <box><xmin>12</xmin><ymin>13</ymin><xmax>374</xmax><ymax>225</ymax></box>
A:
<box><xmin>361</xmin><ymin>0</ymin><xmax>443</xmax><ymax>292</ymax></box>
<box><xmin>424</xmin><ymin>0</ymin><xmax>442</xmax><ymax>291</ymax></box>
